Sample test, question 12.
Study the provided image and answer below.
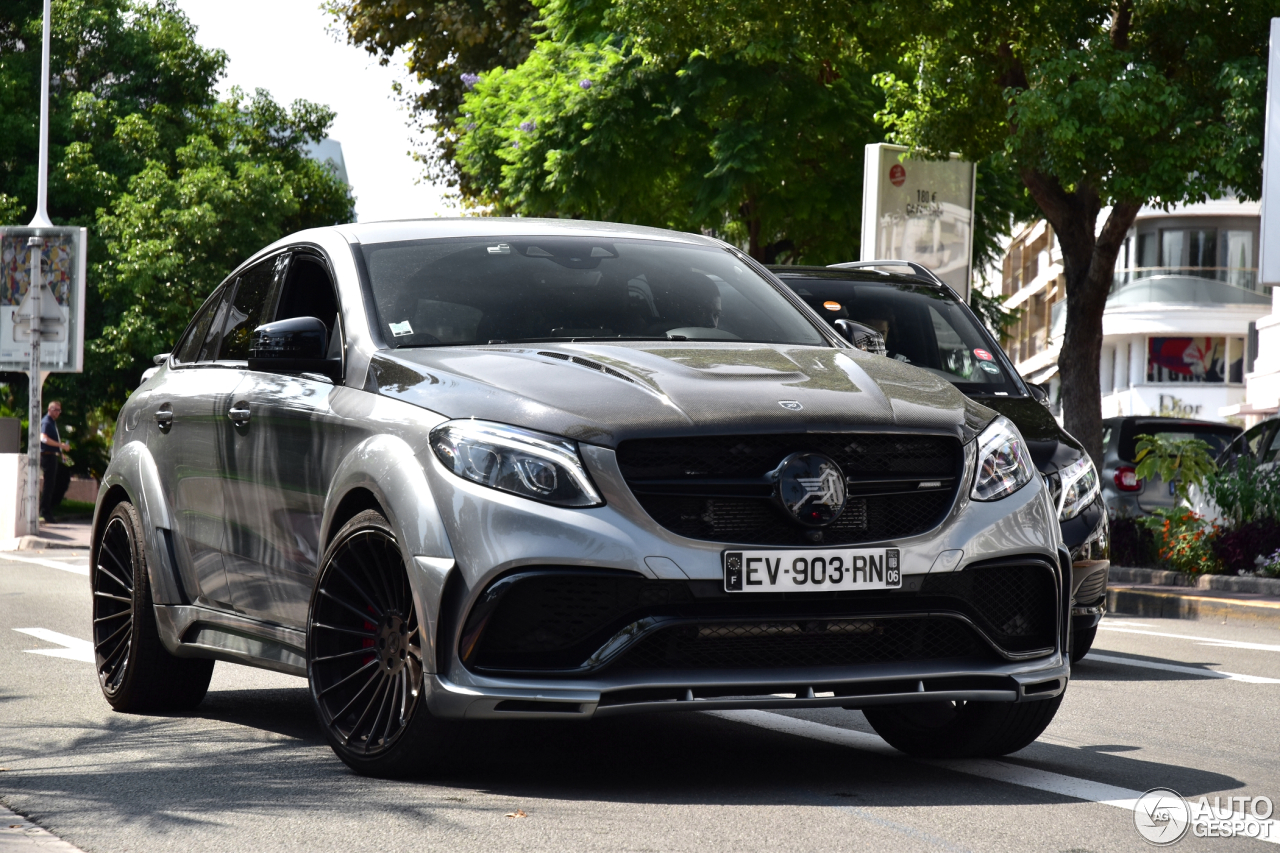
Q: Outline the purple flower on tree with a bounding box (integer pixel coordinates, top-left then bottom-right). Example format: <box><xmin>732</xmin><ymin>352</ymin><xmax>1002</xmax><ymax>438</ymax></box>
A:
<box><xmin>460</xmin><ymin>72</ymin><xmax>480</xmax><ymax>90</ymax></box>
<box><xmin>518</xmin><ymin>120</ymin><xmax>537</xmax><ymax>132</ymax></box>
<box><xmin>579</xmin><ymin>79</ymin><xmax>593</xmax><ymax>90</ymax></box>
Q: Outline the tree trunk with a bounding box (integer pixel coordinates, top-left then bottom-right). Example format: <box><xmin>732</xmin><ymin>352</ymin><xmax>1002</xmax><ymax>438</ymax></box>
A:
<box><xmin>1020</xmin><ymin>171</ymin><xmax>1140</xmax><ymax>464</ymax></box>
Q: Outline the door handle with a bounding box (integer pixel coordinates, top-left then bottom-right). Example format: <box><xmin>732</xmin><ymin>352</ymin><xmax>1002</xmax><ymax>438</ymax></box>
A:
<box><xmin>155</xmin><ymin>406</ymin><xmax>173</xmax><ymax>432</ymax></box>
<box><xmin>228</xmin><ymin>403</ymin><xmax>251</xmax><ymax>425</ymax></box>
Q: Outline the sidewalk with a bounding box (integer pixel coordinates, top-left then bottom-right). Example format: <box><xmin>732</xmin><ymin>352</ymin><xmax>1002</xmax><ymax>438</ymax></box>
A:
<box><xmin>1108</xmin><ymin>566</ymin><xmax>1280</xmax><ymax>628</ymax></box>
<box><xmin>0</xmin><ymin>518</ymin><xmax>91</xmax><ymax>552</ymax></box>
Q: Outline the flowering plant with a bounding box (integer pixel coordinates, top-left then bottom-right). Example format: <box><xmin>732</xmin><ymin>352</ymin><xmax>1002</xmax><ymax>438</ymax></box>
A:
<box><xmin>1137</xmin><ymin>509</ymin><xmax>1223</xmax><ymax>575</ymax></box>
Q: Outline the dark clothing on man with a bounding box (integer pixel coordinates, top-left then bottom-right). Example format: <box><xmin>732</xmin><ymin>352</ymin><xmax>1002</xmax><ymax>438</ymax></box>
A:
<box><xmin>40</xmin><ymin>414</ymin><xmax>60</xmax><ymax>455</ymax></box>
<box><xmin>39</xmin><ymin>413</ymin><xmax>66</xmax><ymax>521</ymax></box>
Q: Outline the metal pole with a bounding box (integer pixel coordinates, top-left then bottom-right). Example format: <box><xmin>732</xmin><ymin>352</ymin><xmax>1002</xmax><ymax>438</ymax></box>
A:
<box><xmin>28</xmin><ymin>0</ymin><xmax>53</xmax><ymax>229</ymax></box>
<box><xmin>25</xmin><ymin>239</ymin><xmax>43</xmax><ymax>536</ymax></box>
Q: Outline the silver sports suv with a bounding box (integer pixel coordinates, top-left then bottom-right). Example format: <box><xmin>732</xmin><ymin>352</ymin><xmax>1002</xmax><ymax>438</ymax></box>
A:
<box><xmin>92</xmin><ymin>219</ymin><xmax>1070</xmax><ymax>777</ymax></box>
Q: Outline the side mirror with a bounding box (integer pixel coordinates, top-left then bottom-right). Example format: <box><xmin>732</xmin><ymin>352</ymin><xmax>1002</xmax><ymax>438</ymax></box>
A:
<box><xmin>833</xmin><ymin>319</ymin><xmax>886</xmax><ymax>355</ymax></box>
<box><xmin>248</xmin><ymin>316</ymin><xmax>341</xmax><ymax>380</ymax></box>
<box><xmin>1029</xmin><ymin>382</ymin><xmax>1051</xmax><ymax>406</ymax></box>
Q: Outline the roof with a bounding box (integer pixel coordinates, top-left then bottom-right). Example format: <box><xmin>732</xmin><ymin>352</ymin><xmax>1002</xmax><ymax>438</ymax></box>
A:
<box><xmin>768</xmin><ymin>265</ymin><xmax>942</xmax><ymax>288</ymax></box>
<box><xmin>334</xmin><ymin>217</ymin><xmax>723</xmax><ymax>248</ymax></box>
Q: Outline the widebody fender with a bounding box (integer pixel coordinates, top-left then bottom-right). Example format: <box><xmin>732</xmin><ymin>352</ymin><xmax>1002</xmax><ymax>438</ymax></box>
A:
<box><xmin>322</xmin><ymin>433</ymin><xmax>455</xmax><ymax>672</ymax></box>
<box><xmin>96</xmin><ymin>440</ymin><xmax>183</xmax><ymax>605</ymax></box>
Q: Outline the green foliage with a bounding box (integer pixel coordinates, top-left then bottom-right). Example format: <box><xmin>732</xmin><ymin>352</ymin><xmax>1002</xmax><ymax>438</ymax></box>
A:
<box><xmin>1133</xmin><ymin>432</ymin><xmax>1217</xmax><ymax>507</ymax></box>
<box><xmin>968</xmin><ymin>286</ymin><xmax>1020</xmax><ymax>340</ymax></box>
<box><xmin>456</xmin><ymin>4</ymin><xmax>881</xmax><ymax>260</ymax></box>
<box><xmin>1205</xmin><ymin>456</ymin><xmax>1280</xmax><ymax>531</ymax></box>
<box><xmin>324</xmin><ymin>0</ymin><xmax>539</xmax><ymax>191</ymax></box>
<box><xmin>2</xmin><ymin>1</ymin><xmax>354</xmax><ymax>476</ymax></box>
<box><xmin>1136</xmin><ymin>509</ymin><xmax>1223</xmax><ymax>576</ymax></box>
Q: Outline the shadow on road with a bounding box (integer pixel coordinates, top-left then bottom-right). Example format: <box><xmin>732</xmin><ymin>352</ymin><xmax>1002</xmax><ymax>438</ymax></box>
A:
<box><xmin>0</xmin><ymin>682</ymin><xmax>1247</xmax><ymax>829</ymax></box>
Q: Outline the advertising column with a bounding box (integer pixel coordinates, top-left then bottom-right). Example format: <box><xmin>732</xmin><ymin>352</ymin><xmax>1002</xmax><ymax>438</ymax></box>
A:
<box><xmin>861</xmin><ymin>143</ymin><xmax>977</xmax><ymax>301</ymax></box>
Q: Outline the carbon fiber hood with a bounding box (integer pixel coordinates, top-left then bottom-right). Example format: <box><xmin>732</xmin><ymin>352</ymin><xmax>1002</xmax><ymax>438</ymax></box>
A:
<box><xmin>363</xmin><ymin>342</ymin><xmax>996</xmax><ymax>447</ymax></box>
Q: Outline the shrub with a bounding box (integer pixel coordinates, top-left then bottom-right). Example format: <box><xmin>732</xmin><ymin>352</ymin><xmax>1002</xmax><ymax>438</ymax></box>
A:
<box><xmin>1211</xmin><ymin>519</ymin><xmax>1280</xmax><ymax>574</ymax></box>
<box><xmin>1137</xmin><ymin>509</ymin><xmax>1223</xmax><ymax>575</ymax></box>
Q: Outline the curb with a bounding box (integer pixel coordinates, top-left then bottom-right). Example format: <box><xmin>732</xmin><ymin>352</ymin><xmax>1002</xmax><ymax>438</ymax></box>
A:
<box><xmin>1110</xmin><ymin>566</ymin><xmax>1280</xmax><ymax>596</ymax></box>
<box><xmin>1107</xmin><ymin>586</ymin><xmax>1280</xmax><ymax>628</ymax></box>
<box><xmin>0</xmin><ymin>535</ymin><xmax>88</xmax><ymax>552</ymax></box>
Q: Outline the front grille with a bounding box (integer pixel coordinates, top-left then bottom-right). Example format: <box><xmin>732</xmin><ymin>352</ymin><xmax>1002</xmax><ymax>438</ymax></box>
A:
<box><xmin>616</xmin><ymin>433</ymin><xmax>960</xmax><ymax>546</ymax></box>
<box><xmin>612</xmin><ymin>617</ymin><xmax>990</xmax><ymax>671</ymax></box>
<box><xmin>463</xmin><ymin>562</ymin><xmax>1057</xmax><ymax>675</ymax></box>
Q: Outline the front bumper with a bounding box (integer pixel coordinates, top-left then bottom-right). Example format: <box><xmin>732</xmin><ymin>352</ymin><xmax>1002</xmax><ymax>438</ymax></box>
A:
<box><xmin>417</xmin><ymin>436</ymin><xmax>1068</xmax><ymax>719</ymax></box>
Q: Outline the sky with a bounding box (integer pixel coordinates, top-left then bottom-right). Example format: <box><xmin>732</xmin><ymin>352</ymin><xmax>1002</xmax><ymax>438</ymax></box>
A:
<box><xmin>174</xmin><ymin>0</ymin><xmax>454</xmax><ymax>222</ymax></box>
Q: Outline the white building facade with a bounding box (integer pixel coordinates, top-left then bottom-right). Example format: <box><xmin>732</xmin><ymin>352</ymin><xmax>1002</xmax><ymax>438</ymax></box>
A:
<box><xmin>1000</xmin><ymin>198</ymin><xmax>1268</xmax><ymax>424</ymax></box>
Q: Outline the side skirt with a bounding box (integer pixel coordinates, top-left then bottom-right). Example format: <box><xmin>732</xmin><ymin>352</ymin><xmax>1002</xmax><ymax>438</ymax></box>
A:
<box><xmin>154</xmin><ymin>604</ymin><xmax>307</xmax><ymax>677</ymax></box>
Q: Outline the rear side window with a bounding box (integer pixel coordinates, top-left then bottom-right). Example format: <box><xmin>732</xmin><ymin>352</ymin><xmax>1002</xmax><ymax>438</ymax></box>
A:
<box><xmin>218</xmin><ymin>256</ymin><xmax>287</xmax><ymax>361</ymax></box>
<box><xmin>1117</xmin><ymin>422</ymin><xmax>1240</xmax><ymax>462</ymax></box>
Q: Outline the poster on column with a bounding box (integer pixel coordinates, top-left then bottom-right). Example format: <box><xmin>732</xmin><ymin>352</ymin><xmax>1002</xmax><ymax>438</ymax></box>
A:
<box><xmin>0</xmin><ymin>226</ymin><xmax>86</xmax><ymax>373</ymax></box>
<box><xmin>861</xmin><ymin>143</ymin><xmax>976</xmax><ymax>301</ymax></box>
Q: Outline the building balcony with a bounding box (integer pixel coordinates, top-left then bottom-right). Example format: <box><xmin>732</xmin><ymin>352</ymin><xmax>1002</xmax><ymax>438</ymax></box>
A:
<box><xmin>1111</xmin><ymin>267</ymin><xmax>1268</xmax><ymax>305</ymax></box>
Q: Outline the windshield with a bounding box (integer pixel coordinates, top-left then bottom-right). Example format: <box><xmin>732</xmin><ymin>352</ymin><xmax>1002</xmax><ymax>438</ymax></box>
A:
<box><xmin>360</xmin><ymin>237</ymin><xmax>828</xmax><ymax>348</ymax></box>
<box><xmin>783</xmin><ymin>277</ymin><xmax>1022</xmax><ymax>395</ymax></box>
<box><xmin>1119</xmin><ymin>424</ymin><xmax>1240</xmax><ymax>463</ymax></box>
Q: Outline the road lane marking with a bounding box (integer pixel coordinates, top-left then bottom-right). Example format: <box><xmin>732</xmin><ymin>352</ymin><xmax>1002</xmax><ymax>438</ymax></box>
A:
<box><xmin>1</xmin><ymin>553</ymin><xmax>90</xmax><ymax>576</ymax></box>
<box><xmin>13</xmin><ymin>628</ymin><xmax>94</xmax><ymax>662</ymax></box>
<box><xmin>1086</xmin><ymin>653</ymin><xmax>1280</xmax><ymax>683</ymax></box>
<box><xmin>1099</xmin><ymin>623</ymin><xmax>1280</xmax><ymax>653</ymax></box>
<box><xmin>716</xmin><ymin>710</ymin><xmax>1280</xmax><ymax>844</ymax></box>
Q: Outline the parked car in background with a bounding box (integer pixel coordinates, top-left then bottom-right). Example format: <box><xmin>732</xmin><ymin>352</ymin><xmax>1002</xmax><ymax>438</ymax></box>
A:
<box><xmin>1215</xmin><ymin>416</ymin><xmax>1280</xmax><ymax>471</ymax></box>
<box><xmin>1099</xmin><ymin>416</ymin><xmax>1241</xmax><ymax>517</ymax></box>
<box><xmin>770</xmin><ymin>262</ymin><xmax>1108</xmax><ymax>662</ymax></box>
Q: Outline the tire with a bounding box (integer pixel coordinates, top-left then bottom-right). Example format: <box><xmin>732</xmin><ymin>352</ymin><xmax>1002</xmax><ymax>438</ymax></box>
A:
<box><xmin>93</xmin><ymin>501</ymin><xmax>214</xmax><ymax>712</ymax></box>
<box><xmin>1070</xmin><ymin>625</ymin><xmax>1097</xmax><ymax>663</ymax></box>
<box><xmin>863</xmin><ymin>693</ymin><xmax>1064</xmax><ymax>758</ymax></box>
<box><xmin>307</xmin><ymin>509</ymin><xmax>460</xmax><ymax>778</ymax></box>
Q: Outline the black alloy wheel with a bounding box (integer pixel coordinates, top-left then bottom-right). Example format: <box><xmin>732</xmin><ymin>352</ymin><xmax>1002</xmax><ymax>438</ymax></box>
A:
<box><xmin>308</xmin><ymin>509</ymin><xmax>458</xmax><ymax>777</ymax></box>
<box><xmin>93</xmin><ymin>501</ymin><xmax>214</xmax><ymax>712</ymax></box>
<box><xmin>863</xmin><ymin>694</ymin><xmax>1064</xmax><ymax>758</ymax></box>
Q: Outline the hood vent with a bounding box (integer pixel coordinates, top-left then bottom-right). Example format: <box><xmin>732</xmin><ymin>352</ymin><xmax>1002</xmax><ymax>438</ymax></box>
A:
<box><xmin>538</xmin><ymin>351</ymin><xmax>635</xmax><ymax>384</ymax></box>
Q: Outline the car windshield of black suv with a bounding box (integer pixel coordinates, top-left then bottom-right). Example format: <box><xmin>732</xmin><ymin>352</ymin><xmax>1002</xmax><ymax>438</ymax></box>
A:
<box><xmin>362</xmin><ymin>237</ymin><xmax>828</xmax><ymax>347</ymax></box>
<box><xmin>786</xmin><ymin>277</ymin><xmax>1021</xmax><ymax>395</ymax></box>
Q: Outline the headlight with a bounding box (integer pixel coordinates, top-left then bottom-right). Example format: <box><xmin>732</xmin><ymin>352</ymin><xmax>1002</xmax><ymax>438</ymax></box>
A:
<box><xmin>1057</xmin><ymin>454</ymin><xmax>1100</xmax><ymax>520</ymax></box>
<box><xmin>971</xmin><ymin>416</ymin><xmax>1034</xmax><ymax>501</ymax></box>
<box><xmin>430</xmin><ymin>420</ymin><xmax>604</xmax><ymax>507</ymax></box>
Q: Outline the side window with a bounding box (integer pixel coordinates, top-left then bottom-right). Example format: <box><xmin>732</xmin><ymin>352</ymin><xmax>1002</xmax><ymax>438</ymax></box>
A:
<box><xmin>1260</xmin><ymin>426</ymin><xmax>1280</xmax><ymax>465</ymax></box>
<box><xmin>218</xmin><ymin>256</ymin><xmax>285</xmax><ymax>361</ymax></box>
<box><xmin>173</xmin><ymin>286</ymin><xmax>226</xmax><ymax>364</ymax></box>
<box><xmin>274</xmin><ymin>253</ymin><xmax>343</xmax><ymax>359</ymax></box>
<box><xmin>1245</xmin><ymin>423</ymin><xmax>1272</xmax><ymax>460</ymax></box>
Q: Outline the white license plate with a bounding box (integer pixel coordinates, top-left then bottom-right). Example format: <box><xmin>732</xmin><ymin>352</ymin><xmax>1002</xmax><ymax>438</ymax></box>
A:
<box><xmin>723</xmin><ymin>549</ymin><xmax>901</xmax><ymax>592</ymax></box>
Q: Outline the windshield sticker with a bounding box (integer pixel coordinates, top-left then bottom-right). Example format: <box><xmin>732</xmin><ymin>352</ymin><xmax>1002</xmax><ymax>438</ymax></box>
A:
<box><xmin>487</xmin><ymin>243</ymin><xmax>510</xmax><ymax>255</ymax></box>
<box><xmin>389</xmin><ymin>321</ymin><xmax>414</xmax><ymax>337</ymax></box>
<box><xmin>823</xmin><ymin>301</ymin><xmax>842</xmax><ymax>312</ymax></box>
<box><xmin>978</xmin><ymin>361</ymin><xmax>1001</xmax><ymax>375</ymax></box>
<box><xmin>973</xmin><ymin>348</ymin><xmax>993</xmax><ymax>361</ymax></box>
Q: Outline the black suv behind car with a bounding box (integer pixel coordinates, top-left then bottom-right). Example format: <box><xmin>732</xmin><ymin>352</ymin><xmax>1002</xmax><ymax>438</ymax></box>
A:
<box><xmin>770</xmin><ymin>262</ymin><xmax>1109</xmax><ymax>662</ymax></box>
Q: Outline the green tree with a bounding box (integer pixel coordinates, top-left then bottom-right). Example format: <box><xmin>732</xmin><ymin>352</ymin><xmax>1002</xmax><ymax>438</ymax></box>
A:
<box><xmin>456</xmin><ymin>0</ymin><xmax>882</xmax><ymax>261</ymax></box>
<box><xmin>614</xmin><ymin>0</ymin><xmax>1271</xmax><ymax>462</ymax></box>
<box><xmin>1</xmin><ymin>0</ymin><xmax>354</xmax><ymax>476</ymax></box>
<box><xmin>324</xmin><ymin>0</ymin><xmax>540</xmax><ymax>193</ymax></box>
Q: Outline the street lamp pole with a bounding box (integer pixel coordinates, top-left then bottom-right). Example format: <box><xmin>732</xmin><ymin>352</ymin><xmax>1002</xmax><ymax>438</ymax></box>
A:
<box><xmin>24</xmin><ymin>0</ymin><xmax>53</xmax><ymax>535</ymax></box>
<box><xmin>29</xmin><ymin>0</ymin><xmax>53</xmax><ymax>230</ymax></box>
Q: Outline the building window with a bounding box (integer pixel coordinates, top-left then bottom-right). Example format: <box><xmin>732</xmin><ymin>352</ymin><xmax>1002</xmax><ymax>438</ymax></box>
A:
<box><xmin>1223</xmin><ymin>230</ymin><xmax>1254</xmax><ymax>289</ymax></box>
<box><xmin>1146</xmin><ymin>336</ymin><xmax>1245</xmax><ymax>384</ymax></box>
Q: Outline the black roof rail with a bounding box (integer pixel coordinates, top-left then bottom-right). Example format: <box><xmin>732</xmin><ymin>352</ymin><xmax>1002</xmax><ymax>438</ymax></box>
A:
<box><xmin>826</xmin><ymin>259</ymin><xmax>947</xmax><ymax>287</ymax></box>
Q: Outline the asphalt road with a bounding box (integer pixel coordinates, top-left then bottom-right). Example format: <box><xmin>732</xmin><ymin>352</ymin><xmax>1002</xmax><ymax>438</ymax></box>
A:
<box><xmin>2</xmin><ymin>551</ymin><xmax>1279</xmax><ymax>852</ymax></box>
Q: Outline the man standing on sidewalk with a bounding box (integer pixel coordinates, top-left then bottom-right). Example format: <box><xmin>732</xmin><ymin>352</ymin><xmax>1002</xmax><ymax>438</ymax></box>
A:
<box><xmin>39</xmin><ymin>400</ymin><xmax>69</xmax><ymax>523</ymax></box>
